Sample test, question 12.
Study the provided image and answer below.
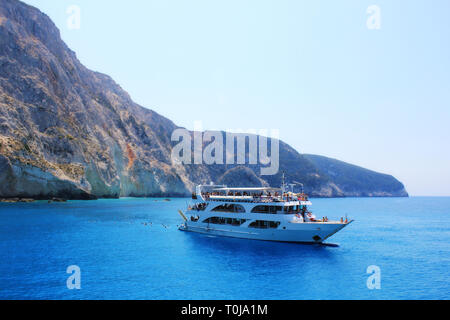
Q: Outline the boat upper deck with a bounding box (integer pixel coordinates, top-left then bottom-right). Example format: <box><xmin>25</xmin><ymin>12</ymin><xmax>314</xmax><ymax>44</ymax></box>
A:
<box><xmin>193</xmin><ymin>185</ymin><xmax>312</xmax><ymax>206</ymax></box>
<box><xmin>198</xmin><ymin>193</ymin><xmax>311</xmax><ymax>206</ymax></box>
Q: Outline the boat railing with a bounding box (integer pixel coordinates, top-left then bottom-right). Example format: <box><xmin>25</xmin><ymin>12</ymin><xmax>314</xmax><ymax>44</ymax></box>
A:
<box><xmin>205</xmin><ymin>197</ymin><xmax>286</xmax><ymax>203</ymax></box>
<box><xmin>202</xmin><ymin>196</ymin><xmax>302</xmax><ymax>204</ymax></box>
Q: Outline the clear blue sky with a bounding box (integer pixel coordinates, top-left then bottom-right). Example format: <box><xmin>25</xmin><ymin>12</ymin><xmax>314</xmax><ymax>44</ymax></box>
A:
<box><xmin>23</xmin><ymin>0</ymin><xmax>450</xmax><ymax>196</ymax></box>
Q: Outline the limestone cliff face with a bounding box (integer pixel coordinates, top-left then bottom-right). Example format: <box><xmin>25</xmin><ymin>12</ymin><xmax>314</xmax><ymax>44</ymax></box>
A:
<box><xmin>0</xmin><ymin>0</ymin><xmax>191</xmax><ymax>198</ymax></box>
<box><xmin>217</xmin><ymin>166</ymin><xmax>270</xmax><ymax>188</ymax></box>
<box><xmin>0</xmin><ymin>0</ymin><xmax>408</xmax><ymax>199</ymax></box>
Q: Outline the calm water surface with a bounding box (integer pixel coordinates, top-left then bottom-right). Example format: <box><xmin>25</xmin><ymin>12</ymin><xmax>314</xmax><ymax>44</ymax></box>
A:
<box><xmin>0</xmin><ymin>197</ymin><xmax>449</xmax><ymax>300</ymax></box>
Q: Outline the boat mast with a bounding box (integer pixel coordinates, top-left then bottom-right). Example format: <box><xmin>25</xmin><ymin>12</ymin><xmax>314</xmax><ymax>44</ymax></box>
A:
<box><xmin>281</xmin><ymin>172</ymin><xmax>287</xmax><ymax>195</ymax></box>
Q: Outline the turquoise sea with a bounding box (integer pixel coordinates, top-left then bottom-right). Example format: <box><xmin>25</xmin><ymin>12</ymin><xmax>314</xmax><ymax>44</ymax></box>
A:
<box><xmin>0</xmin><ymin>197</ymin><xmax>449</xmax><ymax>300</ymax></box>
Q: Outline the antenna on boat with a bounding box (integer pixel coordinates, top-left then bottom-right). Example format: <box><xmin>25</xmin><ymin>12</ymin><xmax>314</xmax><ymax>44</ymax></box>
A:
<box><xmin>281</xmin><ymin>171</ymin><xmax>286</xmax><ymax>194</ymax></box>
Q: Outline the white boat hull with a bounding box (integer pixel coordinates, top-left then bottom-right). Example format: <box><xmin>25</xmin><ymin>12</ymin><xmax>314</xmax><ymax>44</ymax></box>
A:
<box><xmin>180</xmin><ymin>220</ymin><xmax>352</xmax><ymax>244</ymax></box>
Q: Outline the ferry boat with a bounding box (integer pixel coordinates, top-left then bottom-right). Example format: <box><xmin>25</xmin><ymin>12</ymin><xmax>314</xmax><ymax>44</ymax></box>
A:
<box><xmin>178</xmin><ymin>180</ymin><xmax>353</xmax><ymax>245</ymax></box>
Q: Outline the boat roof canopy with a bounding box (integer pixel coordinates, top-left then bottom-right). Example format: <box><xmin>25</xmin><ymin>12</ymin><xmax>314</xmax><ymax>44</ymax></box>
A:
<box><xmin>213</xmin><ymin>187</ymin><xmax>282</xmax><ymax>192</ymax></box>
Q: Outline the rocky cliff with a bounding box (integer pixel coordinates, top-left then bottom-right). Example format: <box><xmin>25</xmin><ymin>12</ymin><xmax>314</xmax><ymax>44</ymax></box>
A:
<box><xmin>304</xmin><ymin>155</ymin><xmax>408</xmax><ymax>197</ymax></box>
<box><xmin>0</xmin><ymin>0</ymin><xmax>408</xmax><ymax>199</ymax></box>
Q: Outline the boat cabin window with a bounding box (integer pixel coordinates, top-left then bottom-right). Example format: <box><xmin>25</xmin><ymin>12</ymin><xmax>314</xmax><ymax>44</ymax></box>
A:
<box><xmin>211</xmin><ymin>204</ymin><xmax>246</xmax><ymax>213</ymax></box>
<box><xmin>203</xmin><ymin>217</ymin><xmax>247</xmax><ymax>226</ymax></box>
<box><xmin>193</xmin><ymin>203</ymin><xmax>207</xmax><ymax>211</ymax></box>
<box><xmin>248</xmin><ymin>220</ymin><xmax>280</xmax><ymax>229</ymax></box>
<box><xmin>251</xmin><ymin>205</ymin><xmax>282</xmax><ymax>214</ymax></box>
<box><xmin>283</xmin><ymin>205</ymin><xmax>300</xmax><ymax>214</ymax></box>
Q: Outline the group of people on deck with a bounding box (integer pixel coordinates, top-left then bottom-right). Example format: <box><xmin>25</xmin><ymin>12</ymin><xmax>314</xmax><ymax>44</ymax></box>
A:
<box><xmin>199</xmin><ymin>191</ymin><xmax>309</xmax><ymax>204</ymax></box>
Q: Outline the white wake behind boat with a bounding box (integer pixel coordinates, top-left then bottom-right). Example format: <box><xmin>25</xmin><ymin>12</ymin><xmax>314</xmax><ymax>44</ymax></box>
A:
<box><xmin>178</xmin><ymin>181</ymin><xmax>353</xmax><ymax>245</ymax></box>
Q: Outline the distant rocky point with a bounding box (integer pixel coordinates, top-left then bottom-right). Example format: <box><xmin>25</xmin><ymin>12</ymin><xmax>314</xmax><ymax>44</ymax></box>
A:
<box><xmin>0</xmin><ymin>0</ymin><xmax>408</xmax><ymax>200</ymax></box>
<box><xmin>1</xmin><ymin>198</ymin><xmax>35</xmax><ymax>203</ymax></box>
<box><xmin>304</xmin><ymin>155</ymin><xmax>408</xmax><ymax>197</ymax></box>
